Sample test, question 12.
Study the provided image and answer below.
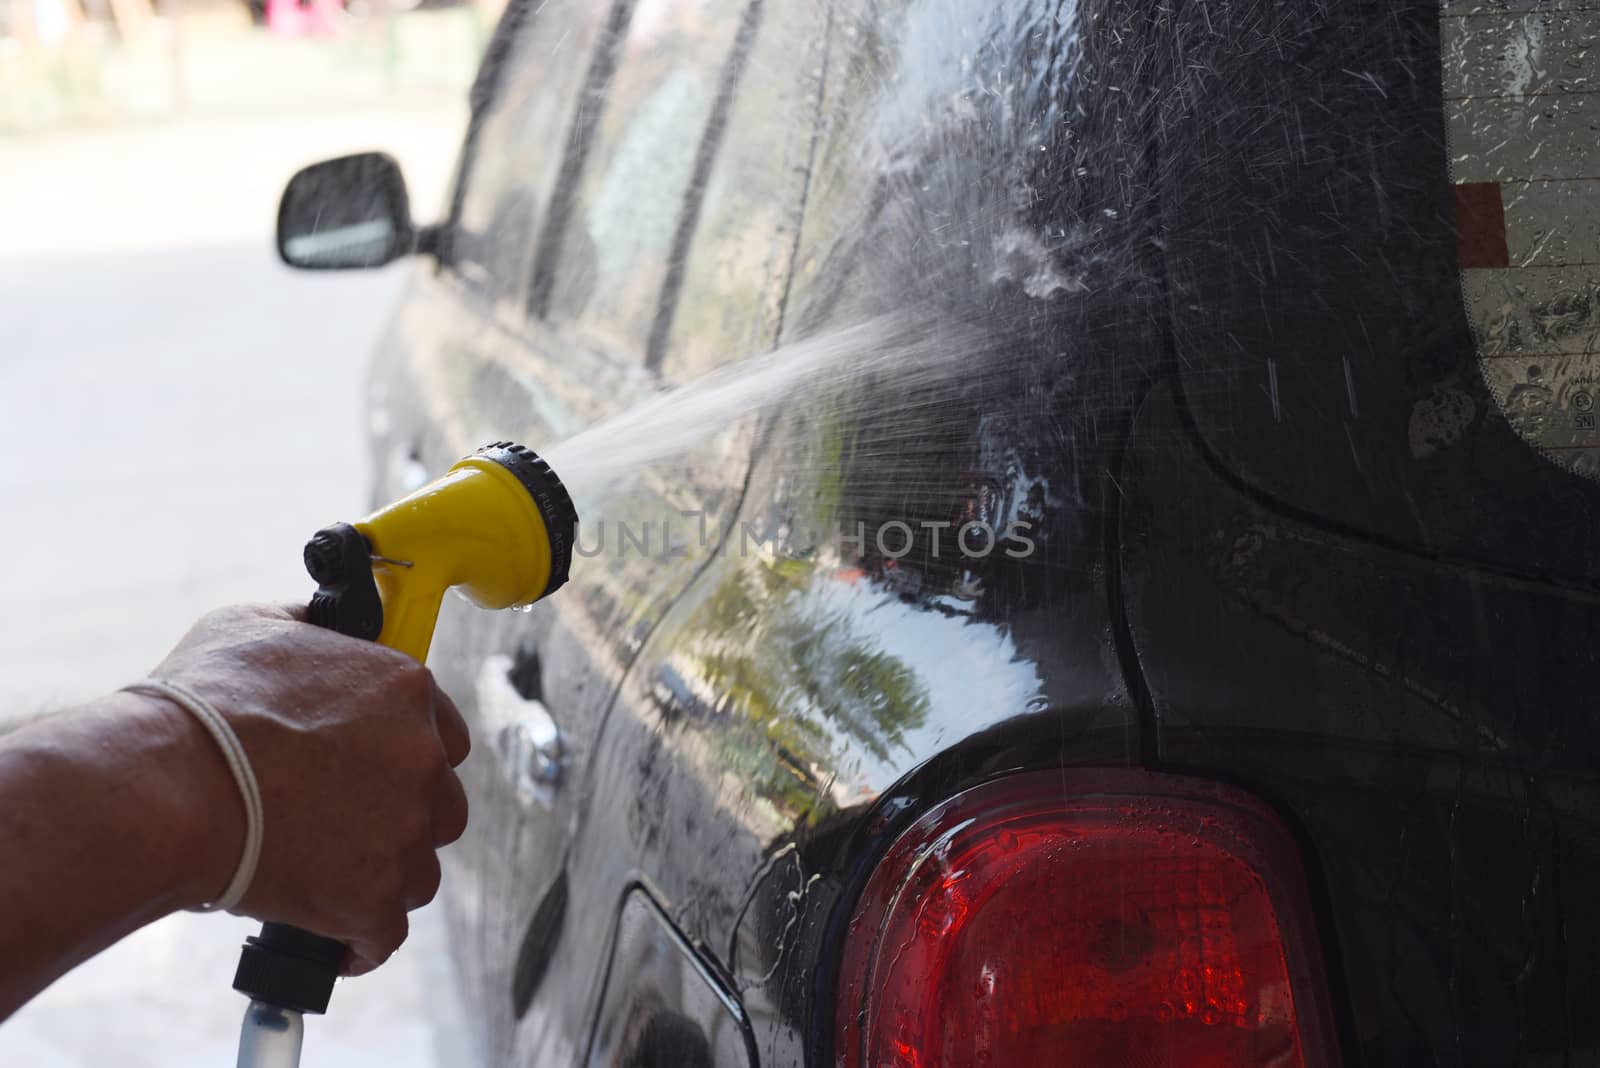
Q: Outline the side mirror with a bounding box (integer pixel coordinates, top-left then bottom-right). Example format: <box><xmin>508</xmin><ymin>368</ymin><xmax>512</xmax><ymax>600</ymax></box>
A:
<box><xmin>277</xmin><ymin>152</ymin><xmax>428</xmax><ymax>270</ymax></box>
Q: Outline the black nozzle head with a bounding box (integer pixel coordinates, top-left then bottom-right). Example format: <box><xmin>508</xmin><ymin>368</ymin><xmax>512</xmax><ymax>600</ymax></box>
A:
<box><xmin>303</xmin><ymin>523</ymin><xmax>383</xmax><ymax>641</ymax></box>
<box><xmin>303</xmin><ymin>526</ymin><xmax>357</xmax><ymax>586</ymax></box>
<box><xmin>476</xmin><ymin>442</ymin><xmax>578</xmax><ymax>599</ymax></box>
<box><xmin>234</xmin><ymin>923</ymin><xmax>345</xmax><ymax>1015</ymax></box>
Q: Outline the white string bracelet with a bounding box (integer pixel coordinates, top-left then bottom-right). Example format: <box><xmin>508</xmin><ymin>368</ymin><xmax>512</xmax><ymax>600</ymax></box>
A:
<box><xmin>123</xmin><ymin>679</ymin><xmax>264</xmax><ymax>913</ymax></box>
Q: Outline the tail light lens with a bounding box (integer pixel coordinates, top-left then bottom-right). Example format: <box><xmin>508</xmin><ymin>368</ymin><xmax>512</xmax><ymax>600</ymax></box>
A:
<box><xmin>835</xmin><ymin>770</ymin><xmax>1339</xmax><ymax>1068</ymax></box>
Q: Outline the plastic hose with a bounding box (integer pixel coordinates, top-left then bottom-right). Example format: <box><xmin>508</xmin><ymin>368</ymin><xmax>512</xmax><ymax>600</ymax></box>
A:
<box><xmin>236</xmin><ymin>1001</ymin><xmax>305</xmax><ymax>1068</ymax></box>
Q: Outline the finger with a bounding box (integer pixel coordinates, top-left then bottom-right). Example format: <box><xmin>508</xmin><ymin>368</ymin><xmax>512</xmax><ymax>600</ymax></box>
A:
<box><xmin>256</xmin><ymin>602</ymin><xmax>308</xmax><ymax>623</ymax></box>
<box><xmin>344</xmin><ymin>952</ymin><xmax>380</xmax><ymax>978</ymax></box>
<box><xmin>432</xmin><ymin>768</ymin><xmax>470</xmax><ymax>847</ymax></box>
<box><xmin>345</xmin><ymin>912</ymin><xmax>408</xmax><ymax>976</ymax></box>
<box><xmin>430</xmin><ymin>679</ymin><xmax>471</xmax><ymax>767</ymax></box>
<box><xmin>405</xmin><ymin>851</ymin><xmax>443</xmax><ymax>910</ymax></box>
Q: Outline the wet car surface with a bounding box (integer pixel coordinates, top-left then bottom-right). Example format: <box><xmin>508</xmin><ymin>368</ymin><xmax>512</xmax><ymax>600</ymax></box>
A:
<box><xmin>282</xmin><ymin>0</ymin><xmax>1600</xmax><ymax>1063</ymax></box>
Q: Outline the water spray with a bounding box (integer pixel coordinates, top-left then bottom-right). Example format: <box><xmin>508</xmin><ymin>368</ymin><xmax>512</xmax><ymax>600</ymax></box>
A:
<box><xmin>231</xmin><ymin>441</ymin><xmax>578</xmax><ymax>1068</ymax></box>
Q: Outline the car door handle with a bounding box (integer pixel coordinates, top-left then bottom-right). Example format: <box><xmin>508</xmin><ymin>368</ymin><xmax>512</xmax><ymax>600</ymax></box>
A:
<box><xmin>476</xmin><ymin>653</ymin><xmax>563</xmax><ymax>809</ymax></box>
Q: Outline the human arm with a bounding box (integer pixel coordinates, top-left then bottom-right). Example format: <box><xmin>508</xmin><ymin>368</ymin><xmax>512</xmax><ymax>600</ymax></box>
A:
<box><xmin>0</xmin><ymin>604</ymin><xmax>469</xmax><ymax>1021</ymax></box>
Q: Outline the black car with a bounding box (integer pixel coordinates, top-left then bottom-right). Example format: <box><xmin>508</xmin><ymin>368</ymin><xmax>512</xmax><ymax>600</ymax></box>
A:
<box><xmin>276</xmin><ymin>0</ymin><xmax>1600</xmax><ymax>1063</ymax></box>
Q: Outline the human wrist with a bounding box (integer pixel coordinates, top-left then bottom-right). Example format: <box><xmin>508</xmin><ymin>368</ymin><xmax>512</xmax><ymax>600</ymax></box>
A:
<box><xmin>107</xmin><ymin>688</ymin><xmax>248</xmax><ymax>912</ymax></box>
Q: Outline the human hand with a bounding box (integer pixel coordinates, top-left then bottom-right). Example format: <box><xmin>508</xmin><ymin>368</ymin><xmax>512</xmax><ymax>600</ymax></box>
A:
<box><xmin>143</xmin><ymin>603</ymin><xmax>469</xmax><ymax>974</ymax></box>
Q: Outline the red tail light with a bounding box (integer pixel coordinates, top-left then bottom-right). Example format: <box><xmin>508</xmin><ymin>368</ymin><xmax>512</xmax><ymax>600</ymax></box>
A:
<box><xmin>835</xmin><ymin>770</ymin><xmax>1339</xmax><ymax>1067</ymax></box>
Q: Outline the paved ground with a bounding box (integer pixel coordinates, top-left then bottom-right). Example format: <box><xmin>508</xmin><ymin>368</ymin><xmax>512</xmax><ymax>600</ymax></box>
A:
<box><xmin>0</xmin><ymin>105</ymin><xmax>472</xmax><ymax>1065</ymax></box>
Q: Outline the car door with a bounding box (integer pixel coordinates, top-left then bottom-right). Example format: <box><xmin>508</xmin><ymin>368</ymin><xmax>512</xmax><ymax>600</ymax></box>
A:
<box><xmin>553</xmin><ymin>0</ymin><xmax>838</xmax><ymax>1062</ymax></box>
<box><xmin>366</xmin><ymin>0</ymin><xmax>795</xmax><ymax>1062</ymax></box>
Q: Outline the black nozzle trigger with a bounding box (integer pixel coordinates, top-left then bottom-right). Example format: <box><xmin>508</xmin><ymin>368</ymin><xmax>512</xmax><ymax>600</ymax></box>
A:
<box><xmin>231</xmin><ymin>523</ymin><xmax>384</xmax><ymax>1015</ymax></box>
<box><xmin>303</xmin><ymin>522</ymin><xmax>383</xmax><ymax>641</ymax></box>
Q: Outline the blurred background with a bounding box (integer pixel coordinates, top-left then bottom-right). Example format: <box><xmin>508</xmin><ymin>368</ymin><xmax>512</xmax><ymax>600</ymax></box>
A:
<box><xmin>0</xmin><ymin>0</ymin><xmax>486</xmax><ymax>1061</ymax></box>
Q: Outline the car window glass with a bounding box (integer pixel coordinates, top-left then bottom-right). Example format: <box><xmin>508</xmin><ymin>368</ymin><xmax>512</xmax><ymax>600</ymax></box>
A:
<box><xmin>536</xmin><ymin>0</ymin><xmax>752</xmax><ymax>365</ymax></box>
<box><xmin>1448</xmin><ymin>6</ymin><xmax>1600</xmax><ymax>481</ymax></box>
<box><xmin>648</xmin><ymin>0</ymin><xmax>830</xmax><ymax>381</ymax></box>
<box><xmin>451</xmin><ymin>0</ymin><xmax>616</xmax><ymax>304</ymax></box>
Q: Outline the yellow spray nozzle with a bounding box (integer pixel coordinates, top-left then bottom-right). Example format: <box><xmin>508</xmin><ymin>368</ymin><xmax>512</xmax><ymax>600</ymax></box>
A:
<box><xmin>305</xmin><ymin>442</ymin><xmax>577</xmax><ymax>662</ymax></box>
<box><xmin>238</xmin><ymin>444</ymin><xmax>576</xmax><ymax>1025</ymax></box>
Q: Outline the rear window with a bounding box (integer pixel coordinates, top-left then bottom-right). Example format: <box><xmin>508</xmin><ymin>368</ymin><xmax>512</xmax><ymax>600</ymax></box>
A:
<box><xmin>1155</xmin><ymin>0</ymin><xmax>1600</xmax><ymax>588</ymax></box>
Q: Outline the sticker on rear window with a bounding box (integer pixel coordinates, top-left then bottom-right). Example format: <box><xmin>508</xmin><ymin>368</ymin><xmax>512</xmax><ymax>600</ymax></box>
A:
<box><xmin>1447</xmin><ymin>2</ymin><xmax>1600</xmax><ymax>477</ymax></box>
